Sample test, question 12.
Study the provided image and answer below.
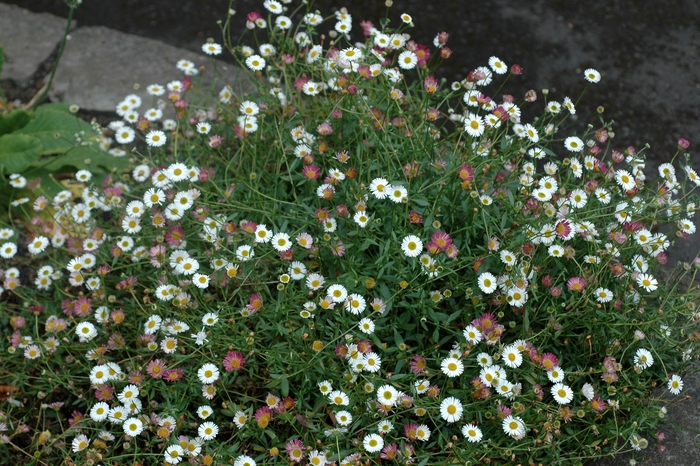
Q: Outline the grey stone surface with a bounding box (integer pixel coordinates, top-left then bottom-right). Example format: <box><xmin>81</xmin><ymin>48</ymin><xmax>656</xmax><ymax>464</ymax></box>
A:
<box><xmin>48</xmin><ymin>25</ymin><xmax>253</xmax><ymax>112</ymax></box>
<box><xmin>0</xmin><ymin>3</ymin><xmax>73</xmax><ymax>82</ymax></box>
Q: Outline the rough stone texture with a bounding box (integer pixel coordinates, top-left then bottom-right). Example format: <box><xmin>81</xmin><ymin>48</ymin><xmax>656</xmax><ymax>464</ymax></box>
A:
<box><xmin>48</xmin><ymin>26</ymin><xmax>253</xmax><ymax>113</ymax></box>
<box><xmin>0</xmin><ymin>3</ymin><xmax>73</xmax><ymax>82</ymax></box>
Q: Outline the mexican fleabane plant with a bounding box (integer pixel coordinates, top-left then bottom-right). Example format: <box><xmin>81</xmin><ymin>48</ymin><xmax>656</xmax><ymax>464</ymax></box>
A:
<box><xmin>1</xmin><ymin>1</ymin><xmax>700</xmax><ymax>465</ymax></box>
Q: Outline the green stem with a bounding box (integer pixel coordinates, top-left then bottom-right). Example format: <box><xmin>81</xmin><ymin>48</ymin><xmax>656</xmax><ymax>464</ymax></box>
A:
<box><xmin>32</xmin><ymin>3</ymin><xmax>76</xmax><ymax>110</ymax></box>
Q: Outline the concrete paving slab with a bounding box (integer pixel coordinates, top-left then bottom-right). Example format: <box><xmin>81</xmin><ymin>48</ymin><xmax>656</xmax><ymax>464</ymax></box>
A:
<box><xmin>0</xmin><ymin>3</ymin><xmax>73</xmax><ymax>83</ymax></box>
<box><xmin>48</xmin><ymin>25</ymin><xmax>253</xmax><ymax>113</ymax></box>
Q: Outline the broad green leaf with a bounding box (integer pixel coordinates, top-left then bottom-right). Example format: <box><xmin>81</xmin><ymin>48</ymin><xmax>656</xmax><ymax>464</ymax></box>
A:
<box><xmin>0</xmin><ymin>133</ymin><xmax>43</xmax><ymax>173</ymax></box>
<box><xmin>38</xmin><ymin>145</ymin><xmax>130</xmax><ymax>173</ymax></box>
<box><xmin>15</xmin><ymin>107</ymin><xmax>94</xmax><ymax>155</ymax></box>
<box><xmin>0</xmin><ymin>109</ymin><xmax>32</xmax><ymax>136</ymax></box>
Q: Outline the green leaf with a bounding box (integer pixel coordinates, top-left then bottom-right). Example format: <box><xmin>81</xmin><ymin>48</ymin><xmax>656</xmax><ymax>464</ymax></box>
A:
<box><xmin>0</xmin><ymin>109</ymin><xmax>33</xmax><ymax>136</ymax></box>
<box><xmin>38</xmin><ymin>145</ymin><xmax>129</xmax><ymax>173</ymax></box>
<box><xmin>15</xmin><ymin>107</ymin><xmax>95</xmax><ymax>155</ymax></box>
<box><xmin>280</xmin><ymin>377</ymin><xmax>289</xmax><ymax>397</ymax></box>
<box><xmin>0</xmin><ymin>133</ymin><xmax>43</xmax><ymax>173</ymax></box>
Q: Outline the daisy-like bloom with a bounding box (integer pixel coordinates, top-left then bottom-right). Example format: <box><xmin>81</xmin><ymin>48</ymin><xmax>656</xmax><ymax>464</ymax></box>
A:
<box><xmin>145</xmin><ymin>130</ymin><xmax>167</xmax><ymax>147</ymax></box>
<box><xmin>502</xmin><ymin>415</ymin><xmax>526</xmax><ymax>437</ymax></box>
<box><xmin>161</xmin><ymin>337</ymin><xmax>178</xmax><ymax>354</ymax></box>
<box><xmin>532</xmin><ymin>188</ymin><xmax>553</xmax><ymax>202</ymax></box>
<box><xmin>547</xmin><ymin>101</ymin><xmax>562</xmax><ymax>113</ymax></box>
<box><xmin>72</xmin><ymin>434</ymin><xmax>90</xmax><ymax>452</ymax></box>
<box><xmin>302</xmin><ymin>81</ymin><xmax>322</xmax><ymax>96</ymax></box>
<box><xmin>176</xmin><ymin>257</ymin><xmax>199</xmax><ymax>275</ymax></box>
<box><xmin>463</xmin><ymin>325</ymin><xmax>482</xmax><ymax>344</ymax></box>
<box><xmin>369</xmin><ymin>178</ymin><xmax>390</xmax><ymax>199</ymax></box>
<box><xmin>232</xmin><ymin>410</ymin><xmax>247</xmax><ymax>429</ymax></box>
<box><xmin>71</xmin><ymin>203</ymin><xmax>91</xmax><ymax>223</ymax></box>
<box><xmin>462</xmin><ymin>423</ymin><xmax>483</xmax><ymax>442</ymax></box>
<box><xmin>223</xmin><ymin>351</ymin><xmax>246</xmax><ymax>371</ymax></box>
<box><xmin>176</xmin><ymin>59</ymin><xmax>197</xmax><ymax>75</ymax></box>
<box><xmin>76</xmin><ymin>322</ymin><xmax>98</xmax><ymax>342</ymax></box>
<box><xmin>202</xmin><ymin>313</ymin><xmax>219</xmax><ymax>326</ymax></box>
<box><xmin>502</xmin><ymin>344</ymin><xmax>523</xmax><ymax>368</ymax></box>
<box><xmin>583</xmin><ymin>68</ymin><xmax>601</xmax><ymax>83</ymax></box>
<box><xmin>581</xmin><ymin>382</ymin><xmax>595</xmax><ymax>401</ymax></box>
<box><xmin>377</xmin><ymin>419</ymin><xmax>394</xmax><ymax>434</ymax></box>
<box><xmin>198</xmin><ymin>421</ymin><xmax>219</xmax><ymax>440</ymax></box>
<box><xmin>547</xmin><ymin>366</ymin><xmax>565</xmax><ymax>383</ymax></box>
<box><xmin>464</xmin><ymin>113</ymin><xmax>485</xmax><ymax>137</ymax></box>
<box><xmin>263</xmin><ymin>0</ymin><xmax>282</xmax><ymax>13</ymax></box>
<box><xmin>634</xmin><ymin>348</ymin><xmax>654</xmax><ymax>369</ymax></box>
<box><xmin>164</xmin><ymin>444</ymin><xmax>185</xmax><ymax>464</ymax></box>
<box><xmin>275</xmin><ymin>15</ymin><xmax>292</xmax><ymax>29</ymax></box>
<box><xmin>523</xmin><ymin>123</ymin><xmax>539</xmax><ymax>143</ymax></box>
<box><xmin>564</xmin><ymin>136</ymin><xmax>584</xmax><ymax>152</ymax></box>
<box><xmin>401</xmin><ymin>235</ymin><xmax>423</xmax><ymax>257</ymax></box>
<box><xmin>197</xmin><ymin>363</ymin><xmax>220</xmax><ymax>384</ymax></box>
<box><xmin>415</xmin><ymin>424</ymin><xmax>431</xmax><ymax>441</ymax></box>
<box><xmin>90</xmin><ymin>402</ymin><xmax>110</xmax><ymax>422</ymax></box>
<box><xmin>114</xmin><ymin>125</ymin><xmax>136</xmax><ymax>144</ymax></box>
<box><xmin>614</xmin><ymin>168</ymin><xmax>636</xmax><ymax>191</ymax></box>
<box><xmin>306</xmin><ymin>273</ymin><xmax>325</xmax><ymax>290</ymax></box>
<box><xmin>144</xmin><ymin>107</ymin><xmax>163</xmax><ymax>121</ymax></box>
<box><xmin>551</xmin><ymin>383</ymin><xmax>574</xmax><ymax>404</ymax></box>
<box><xmin>636</xmin><ymin>273</ymin><xmax>658</xmax><ymax>292</ymax></box>
<box><xmin>123</xmin><ymin>417</ymin><xmax>144</xmax><ymax>436</ymax></box>
<box><xmin>398</xmin><ymin>50</ymin><xmax>418</xmax><ymax>69</ymax></box>
<box><xmin>327</xmin><ymin>284</ymin><xmax>348</xmax><ymax>303</ymax></box>
<box><xmin>118</xmin><ymin>384</ymin><xmax>139</xmax><ymax>404</ymax></box>
<box><xmin>668</xmin><ymin>374</ymin><xmax>684</xmax><ymax>395</ymax></box>
<box><xmin>563</xmin><ymin>96</ymin><xmax>576</xmax><ymax>114</ymax></box>
<box><xmin>678</xmin><ymin>218</ymin><xmax>696</xmax><ymax>235</ymax></box>
<box><xmin>340</xmin><ymin>47</ymin><xmax>362</xmax><ymax>62</ymax></box>
<box><xmin>235</xmin><ymin>245</ymin><xmax>254</xmax><ymax>261</ymax></box>
<box><xmin>363</xmin><ymin>433</ymin><xmax>384</xmax><ymax>453</ymax></box>
<box><xmin>377</xmin><ymin>384</ymin><xmax>399</xmax><ymax>407</ymax></box>
<box><xmin>488</xmin><ymin>55</ymin><xmax>507</xmax><ymax>74</ymax></box>
<box><xmin>197</xmin><ymin>405</ymin><xmax>213</xmax><ymax>419</ymax></box>
<box><xmin>196</xmin><ymin>122</ymin><xmax>211</xmax><ymax>134</ymax></box>
<box><xmin>364</xmin><ymin>352</ymin><xmax>382</xmax><ymax>372</ymax></box>
<box><xmin>246</xmin><ymin>54</ymin><xmax>266</xmax><ymax>71</ymax></box>
<box><xmin>594</xmin><ymin>287</ymin><xmax>613</xmax><ymax>303</ymax></box>
<box><xmin>144</xmin><ymin>315</ymin><xmax>162</xmax><ymax>334</ymax></box>
<box><xmin>474</xmin><ymin>272</ymin><xmax>498</xmax><ymax>294</ymax></box>
<box><xmin>388</xmin><ymin>185</ymin><xmax>408</xmax><ymax>203</ymax></box>
<box><xmin>254</xmin><ymin>224</ymin><xmax>271</xmax><ymax>243</ymax></box>
<box><xmin>0</xmin><ymin>242</ymin><xmax>17</xmax><ymax>259</ymax></box>
<box><xmin>500</xmin><ymin>249</ymin><xmax>517</xmax><ymax>266</ymax></box>
<box><xmin>24</xmin><ymin>344</ymin><xmax>41</xmax><ymax>359</ymax></box>
<box><xmin>146</xmin><ymin>83</ymin><xmax>165</xmax><ymax>96</ymax></box>
<box><xmin>358</xmin><ymin>318</ymin><xmax>375</xmax><ymax>335</ymax></box>
<box><xmin>439</xmin><ymin>396</ymin><xmax>463</xmax><ymax>423</ymax></box>
<box><xmin>318</xmin><ymin>380</ymin><xmax>333</xmax><ymax>395</ymax></box>
<box><xmin>108</xmin><ymin>406</ymin><xmax>129</xmax><ymax>424</ymax></box>
<box><xmin>569</xmin><ymin>189</ymin><xmax>588</xmax><ymax>209</ymax></box>
<box><xmin>271</xmin><ymin>232</ymin><xmax>291</xmax><ymax>252</ymax></box>
<box><xmin>594</xmin><ymin>187</ymin><xmax>611</xmax><ymax>205</ymax></box>
<box><xmin>335</xmin><ymin>410</ymin><xmax>353</xmax><ymax>426</ymax></box>
<box><xmin>193</xmin><ymin>273</ymin><xmax>210</xmax><ymax>289</ymax></box>
<box><xmin>441</xmin><ymin>357</ymin><xmax>464</xmax><ymax>377</ymax></box>
<box><xmin>202</xmin><ymin>42</ymin><xmax>222</xmax><ymax>55</ymax></box>
<box><xmin>328</xmin><ymin>390</ymin><xmax>350</xmax><ymax>406</ymax></box>
<box><xmin>353</xmin><ymin>211</ymin><xmax>370</xmax><ymax>227</ymax></box>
